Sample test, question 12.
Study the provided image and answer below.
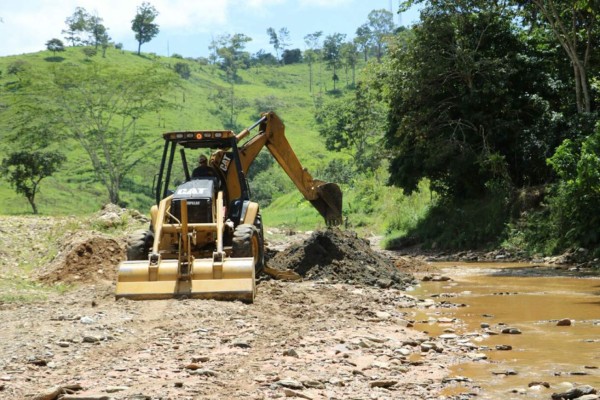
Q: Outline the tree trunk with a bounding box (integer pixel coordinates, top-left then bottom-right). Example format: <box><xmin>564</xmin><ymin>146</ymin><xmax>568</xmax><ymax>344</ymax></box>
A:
<box><xmin>137</xmin><ymin>41</ymin><xmax>142</xmax><ymax>55</ymax></box>
<box><xmin>27</xmin><ymin>195</ymin><xmax>38</xmax><ymax>215</ymax></box>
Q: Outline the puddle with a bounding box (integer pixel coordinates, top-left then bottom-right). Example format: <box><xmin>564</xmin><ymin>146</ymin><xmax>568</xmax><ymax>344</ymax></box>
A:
<box><xmin>407</xmin><ymin>262</ymin><xmax>600</xmax><ymax>399</ymax></box>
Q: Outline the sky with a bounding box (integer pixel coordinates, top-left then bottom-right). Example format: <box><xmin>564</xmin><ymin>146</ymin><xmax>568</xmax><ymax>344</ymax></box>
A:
<box><xmin>0</xmin><ymin>0</ymin><xmax>421</xmax><ymax>58</ymax></box>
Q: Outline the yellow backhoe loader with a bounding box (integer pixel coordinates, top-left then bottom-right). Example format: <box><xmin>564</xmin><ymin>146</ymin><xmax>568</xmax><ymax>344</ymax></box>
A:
<box><xmin>115</xmin><ymin>112</ymin><xmax>342</xmax><ymax>302</ymax></box>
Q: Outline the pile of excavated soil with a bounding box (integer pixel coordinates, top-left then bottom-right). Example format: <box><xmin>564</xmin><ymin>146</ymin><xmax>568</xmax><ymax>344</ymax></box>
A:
<box><xmin>267</xmin><ymin>228</ymin><xmax>416</xmax><ymax>289</ymax></box>
<box><xmin>36</xmin><ymin>232</ymin><xmax>125</xmax><ymax>285</ymax></box>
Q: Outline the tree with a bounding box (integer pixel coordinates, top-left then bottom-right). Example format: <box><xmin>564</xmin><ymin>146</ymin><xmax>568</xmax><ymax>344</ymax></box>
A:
<box><xmin>46</xmin><ymin>38</ymin><xmax>66</xmax><ymax>55</ymax></box>
<box><xmin>89</xmin><ymin>15</ymin><xmax>111</xmax><ymax>56</ymax></box>
<box><xmin>304</xmin><ymin>31</ymin><xmax>323</xmax><ymax>93</ymax></box>
<box><xmin>322</xmin><ymin>33</ymin><xmax>346</xmax><ymax>90</ymax></box>
<box><xmin>340</xmin><ymin>42</ymin><xmax>359</xmax><ymax>87</ymax></box>
<box><xmin>62</xmin><ymin>7</ymin><xmax>92</xmax><ymax>46</ymax></box>
<box><xmin>0</xmin><ymin>151</ymin><xmax>66</xmax><ymax>214</ymax></box>
<box><xmin>517</xmin><ymin>0</ymin><xmax>597</xmax><ymax>113</ymax></box>
<box><xmin>131</xmin><ymin>2</ymin><xmax>159</xmax><ymax>55</ymax></box>
<box><xmin>282</xmin><ymin>48</ymin><xmax>302</xmax><ymax>64</ymax></box>
<box><xmin>366</xmin><ymin>9</ymin><xmax>395</xmax><ymax>62</ymax></box>
<box><xmin>50</xmin><ymin>63</ymin><xmax>178</xmax><ymax>205</ymax></box>
<box><xmin>385</xmin><ymin>1</ymin><xmax>551</xmax><ymax>199</ymax></box>
<box><xmin>267</xmin><ymin>27</ymin><xmax>290</xmax><ymax>63</ymax></box>
<box><xmin>354</xmin><ymin>24</ymin><xmax>372</xmax><ymax>61</ymax></box>
<box><xmin>212</xmin><ymin>33</ymin><xmax>252</xmax><ymax>127</ymax></box>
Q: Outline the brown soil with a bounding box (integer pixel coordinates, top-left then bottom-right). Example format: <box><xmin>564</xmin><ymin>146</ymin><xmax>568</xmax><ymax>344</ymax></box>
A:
<box><xmin>267</xmin><ymin>228</ymin><xmax>417</xmax><ymax>289</ymax></box>
<box><xmin>0</xmin><ymin>215</ymin><xmax>482</xmax><ymax>400</ymax></box>
<box><xmin>36</xmin><ymin>232</ymin><xmax>125</xmax><ymax>285</ymax></box>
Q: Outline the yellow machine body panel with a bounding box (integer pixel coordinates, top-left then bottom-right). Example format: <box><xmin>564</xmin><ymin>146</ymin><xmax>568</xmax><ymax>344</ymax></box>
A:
<box><xmin>115</xmin><ymin>258</ymin><xmax>255</xmax><ymax>301</ymax></box>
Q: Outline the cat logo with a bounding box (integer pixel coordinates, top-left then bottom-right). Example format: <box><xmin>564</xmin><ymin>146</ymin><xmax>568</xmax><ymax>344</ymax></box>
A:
<box><xmin>176</xmin><ymin>188</ymin><xmax>207</xmax><ymax>195</ymax></box>
<box><xmin>220</xmin><ymin>154</ymin><xmax>231</xmax><ymax>172</ymax></box>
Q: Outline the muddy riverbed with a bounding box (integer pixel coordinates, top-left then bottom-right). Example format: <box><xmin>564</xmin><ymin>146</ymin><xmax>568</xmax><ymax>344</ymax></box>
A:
<box><xmin>403</xmin><ymin>261</ymin><xmax>600</xmax><ymax>399</ymax></box>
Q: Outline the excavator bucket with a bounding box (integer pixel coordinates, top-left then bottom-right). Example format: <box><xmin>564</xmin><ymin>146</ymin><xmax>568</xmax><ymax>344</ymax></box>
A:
<box><xmin>115</xmin><ymin>257</ymin><xmax>256</xmax><ymax>302</ymax></box>
<box><xmin>312</xmin><ymin>181</ymin><xmax>343</xmax><ymax>226</ymax></box>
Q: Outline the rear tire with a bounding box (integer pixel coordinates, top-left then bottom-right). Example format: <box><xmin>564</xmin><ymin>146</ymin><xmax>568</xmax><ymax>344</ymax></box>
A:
<box><xmin>126</xmin><ymin>229</ymin><xmax>154</xmax><ymax>260</ymax></box>
<box><xmin>232</xmin><ymin>224</ymin><xmax>264</xmax><ymax>276</ymax></box>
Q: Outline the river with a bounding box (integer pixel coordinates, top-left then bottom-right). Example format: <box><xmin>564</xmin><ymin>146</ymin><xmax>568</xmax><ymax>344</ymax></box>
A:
<box><xmin>405</xmin><ymin>261</ymin><xmax>600</xmax><ymax>399</ymax></box>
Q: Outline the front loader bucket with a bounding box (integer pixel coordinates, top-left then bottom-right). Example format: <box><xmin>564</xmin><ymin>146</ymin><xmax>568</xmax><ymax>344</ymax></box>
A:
<box><xmin>312</xmin><ymin>182</ymin><xmax>343</xmax><ymax>226</ymax></box>
<box><xmin>115</xmin><ymin>257</ymin><xmax>255</xmax><ymax>302</ymax></box>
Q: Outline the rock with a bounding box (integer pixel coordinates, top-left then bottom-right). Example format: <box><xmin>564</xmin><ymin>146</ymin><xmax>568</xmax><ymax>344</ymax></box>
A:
<box><xmin>528</xmin><ymin>382</ymin><xmax>550</xmax><ymax>388</ymax></box>
<box><xmin>191</xmin><ymin>356</ymin><xmax>210</xmax><ymax>363</ymax></box>
<box><xmin>439</xmin><ymin>334</ymin><xmax>458</xmax><ymax>340</ymax></box>
<box><xmin>551</xmin><ymin>385</ymin><xmax>597</xmax><ymax>400</ymax></box>
<box><xmin>174</xmin><ymin>382</ymin><xmax>183</xmax><ymax>388</ymax></box>
<box><xmin>276</xmin><ymin>379</ymin><xmax>303</xmax><ymax>390</ymax></box>
<box><xmin>578</xmin><ymin>395</ymin><xmax>600</xmax><ymax>400</ymax></box>
<box><xmin>105</xmin><ymin>386</ymin><xmax>128</xmax><ymax>393</ymax></box>
<box><xmin>185</xmin><ymin>363</ymin><xmax>201</xmax><ymax>370</ymax></box>
<box><xmin>468</xmin><ymin>353</ymin><xmax>487</xmax><ymax>361</ymax></box>
<box><xmin>501</xmin><ymin>327</ymin><xmax>522</xmax><ymax>334</ymax></box>
<box><xmin>80</xmin><ymin>316</ymin><xmax>95</xmax><ymax>324</ymax></box>
<box><xmin>57</xmin><ymin>341</ymin><xmax>71</xmax><ymax>348</ymax></box>
<box><xmin>82</xmin><ymin>335</ymin><xmax>101</xmax><ymax>343</ymax></box>
<box><xmin>495</xmin><ymin>345</ymin><xmax>512</xmax><ymax>351</ymax></box>
<box><xmin>302</xmin><ymin>380</ymin><xmax>325</xmax><ymax>389</ymax></box>
<box><xmin>369</xmin><ymin>380</ymin><xmax>398</xmax><ymax>388</ymax></box>
<box><xmin>284</xmin><ymin>389</ymin><xmax>312</xmax><ymax>399</ymax></box>
<box><xmin>375</xmin><ymin>311</ymin><xmax>391</xmax><ymax>320</ymax></box>
<box><xmin>492</xmin><ymin>369</ymin><xmax>517</xmax><ymax>376</ymax></box>
<box><xmin>480</xmin><ymin>323</ymin><xmax>490</xmax><ymax>329</ymax></box>
<box><xmin>283</xmin><ymin>349</ymin><xmax>299</xmax><ymax>358</ymax></box>
<box><xmin>557</xmin><ymin>318</ymin><xmax>573</xmax><ymax>326</ymax></box>
<box><xmin>60</xmin><ymin>396</ymin><xmax>111</xmax><ymax>400</ymax></box>
<box><xmin>188</xmin><ymin>369</ymin><xmax>217</xmax><ymax>377</ymax></box>
<box><xmin>232</xmin><ymin>339</ymin><xmax>251</xmax><ymax>348</ymax></box>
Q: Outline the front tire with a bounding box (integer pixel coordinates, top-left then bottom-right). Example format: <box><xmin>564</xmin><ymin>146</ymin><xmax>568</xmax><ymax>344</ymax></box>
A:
<box><xmin>232</xmin><ymin>224</ymin><xmax>264</xmax><ymax>275</ymax></box>
<box><xmin>126</xmin><ymin>229</ymin><xmax>154</xmax><ymax>260</ymax></box>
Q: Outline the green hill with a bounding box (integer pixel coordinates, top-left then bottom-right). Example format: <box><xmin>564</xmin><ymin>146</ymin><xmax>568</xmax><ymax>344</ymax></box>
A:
<box><xmin>0</xmin><ymin>47</ymin><xmax>429</xmax><ymax>236</ymax></box>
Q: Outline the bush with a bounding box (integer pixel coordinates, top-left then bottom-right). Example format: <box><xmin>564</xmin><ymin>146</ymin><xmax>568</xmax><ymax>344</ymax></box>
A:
<box><xmin>545</xmin><ymin>125</ymin><xmax>600</xmax><ymax>249</ymax></box>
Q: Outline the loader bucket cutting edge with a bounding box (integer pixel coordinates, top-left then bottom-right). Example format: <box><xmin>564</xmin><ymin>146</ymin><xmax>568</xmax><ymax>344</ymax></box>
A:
<box><xmin>115</xmin><ymin>258</ymin><xmax>255</xmax><ymax>303</ymax></box>
<box><xmin>313</xmin><ymin>182</ymin><xmax>343</xmax><ymax>226</ymax></box>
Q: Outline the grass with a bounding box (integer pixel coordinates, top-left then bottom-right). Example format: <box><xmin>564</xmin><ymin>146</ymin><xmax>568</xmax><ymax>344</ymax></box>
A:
<box><xmin>0</xmin><ymin>46</ymin><xmax>434</xmax><ymax>245</ymax></box>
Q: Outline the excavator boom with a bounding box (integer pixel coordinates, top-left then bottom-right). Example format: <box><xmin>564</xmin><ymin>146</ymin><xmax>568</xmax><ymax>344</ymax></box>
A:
<box><xmin>236</xmin><ymin>112</ymin><xmax>343</xmax><ymax>226</ymax></box>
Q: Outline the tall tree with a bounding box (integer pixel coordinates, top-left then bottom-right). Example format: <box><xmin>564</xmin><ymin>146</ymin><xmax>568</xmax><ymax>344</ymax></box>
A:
<box><xmin>131</xmin><ymin>2</ymin><xmax>159</xmax><ymax>55</ymax></box>
<box><xmin>62</xmin><ymin>7</ymin><xmax>92</xmax><ymax>46</ymax></box>
<box><xmin>340</xmin><ymin>42</ymin><xmax>359</xmax><ymax>87</ymax></box>
<box><xmin>367</xmin><ymin>9</ymin><xmax>395</xmax><ymax>62</ymax></box>
<box><xmin>89</xmin><ymin>14</ymin><xmax>111</xmax><ymax>55</ymax></box>
<box><xmin>518</xmin><ymin>0</ymin><xmax>597</xmax><ymax>113</ymax></box>
<box><xmin>304</xmin><ymin>31</ymin><xmax>323</xmax><ymax>93</ymax></box>
<box><xmin>354</xmin><ymin>24</ymin><xmax>372</xmax><ymax>61</ymax></box>
<box><xmin>213</xmin><ymin>33</ymin><xmax>252</xmax><ymax>128</ymax></box>
<box><xmin>0</xmin><ymin>151</ymin><xmax>66</xmax><ymax>214</ymax></box>
<box><xmin>322</xmin><ymin>33</ymin><xmax>346</xmax><ymax>90</ymax></box>
<box><xmin>50</xmin><ymin>63</ymin><xmax>178</xmax><ymax>204</ymax></box>
<box><xmin>267</xmin><ymin>27</ymin><xmax>290</xmax><ymax>63</ymax></box>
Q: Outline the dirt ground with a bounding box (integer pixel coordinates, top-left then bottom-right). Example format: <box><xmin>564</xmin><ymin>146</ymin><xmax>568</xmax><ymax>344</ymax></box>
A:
<box><xmin>0</xmin><ymin>214</ymin><xmax>482</xmax><ymax>400</ymax></box>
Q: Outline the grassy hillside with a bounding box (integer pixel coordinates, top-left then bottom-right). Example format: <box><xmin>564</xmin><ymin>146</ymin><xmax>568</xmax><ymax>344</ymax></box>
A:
<box><xmin>0</xmin><ymin>47</ymin><xmax>431</xmax><ymax>235</ymax></box>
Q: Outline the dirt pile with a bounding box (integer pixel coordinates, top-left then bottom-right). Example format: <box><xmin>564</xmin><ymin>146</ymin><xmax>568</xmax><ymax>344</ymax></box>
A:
<box><xmin>36</xmin><ymin>233</ymin><xmax>125</xmax><ymax>285</ymax></box>
<box><xmin>267</xmin><ymin>228</ymin><xmax>416</xmax><ymax>289</ymax></box>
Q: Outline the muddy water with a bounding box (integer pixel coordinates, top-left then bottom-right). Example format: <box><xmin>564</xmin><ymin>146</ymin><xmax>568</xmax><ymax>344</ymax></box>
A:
<box><xmin>406</xmin><ymin>262</ymin><xmax>600</xmax><ymax>399</ymax></box>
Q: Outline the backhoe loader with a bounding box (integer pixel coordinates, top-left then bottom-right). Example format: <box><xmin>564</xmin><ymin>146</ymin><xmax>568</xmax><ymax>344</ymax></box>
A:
<box><xmin>115</xmin><ymin>112</ymin><xmax>342</xmax><ymax>302</ymax></box>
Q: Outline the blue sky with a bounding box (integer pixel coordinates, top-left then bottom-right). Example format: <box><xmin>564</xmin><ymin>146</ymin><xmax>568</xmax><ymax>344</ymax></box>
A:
<box><xmin>0</xmin><ymin>0</ymin><xmax>421</xmax><ymax>58</ymax></box>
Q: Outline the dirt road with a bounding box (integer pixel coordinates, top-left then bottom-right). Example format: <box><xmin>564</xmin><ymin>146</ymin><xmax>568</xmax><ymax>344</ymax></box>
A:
<box><xmin>0</xmin><ymin>214</ymin><xmax>479</xmax><ymax>399</ymax></box>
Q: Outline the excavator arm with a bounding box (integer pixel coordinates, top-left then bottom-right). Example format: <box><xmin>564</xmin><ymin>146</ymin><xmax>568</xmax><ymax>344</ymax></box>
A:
<box><xmin>236</xmin><ymin>112</ymin><xmax>343</xmax><ymax>226</ymax></box>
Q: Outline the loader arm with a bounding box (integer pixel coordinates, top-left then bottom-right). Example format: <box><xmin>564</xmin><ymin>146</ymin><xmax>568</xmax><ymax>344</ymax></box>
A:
<box><xmin>236</xmin><ymin>112</ymin><xmax>343</xmax><ymax>226</ymax></box>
